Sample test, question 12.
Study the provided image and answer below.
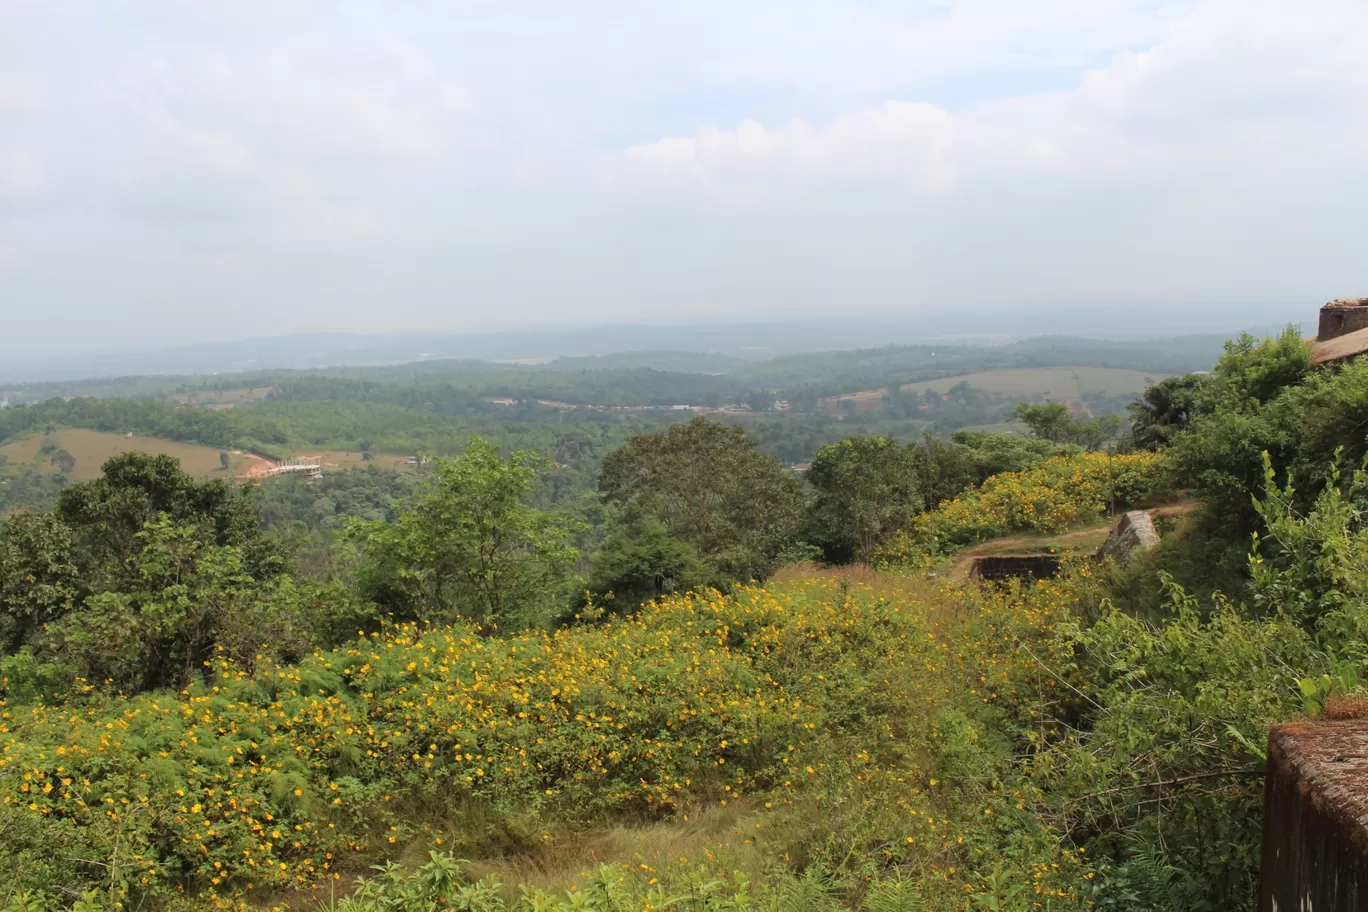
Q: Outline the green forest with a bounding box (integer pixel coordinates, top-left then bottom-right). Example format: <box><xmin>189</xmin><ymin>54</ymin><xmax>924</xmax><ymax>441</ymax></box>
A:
<box><xmin>2</xmin><ymin>329</ymin><xmax>1362</xmax><ymax>910</ymax></box>
<box><xmin>3</xmin><ymin>334</ymin><xmax>1221</xmax><ymax>408</ymax></box>
<box><xmin>0</xmin><ymin>334</ymin><xmax>1210</xmax><ymax>519</ymax></box>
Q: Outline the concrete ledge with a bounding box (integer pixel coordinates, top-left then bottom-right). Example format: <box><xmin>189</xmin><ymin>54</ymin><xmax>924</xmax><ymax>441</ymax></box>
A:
<box><xmin>968</xmin><ymin>555</ymin><xmax>1060</xmax><ymax>581</ymax></box>
<box><xmin>1260</xmin><ymin>721</ymin><xmax>1368</xmax><ymax>911</ymax></box>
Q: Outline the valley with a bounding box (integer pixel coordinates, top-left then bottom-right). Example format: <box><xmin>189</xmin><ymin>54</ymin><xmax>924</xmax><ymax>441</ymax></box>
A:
<box><xmin>0</xmin><ymin>325</ymin><xmax>1350</xmax><ymax>911</ymax></box>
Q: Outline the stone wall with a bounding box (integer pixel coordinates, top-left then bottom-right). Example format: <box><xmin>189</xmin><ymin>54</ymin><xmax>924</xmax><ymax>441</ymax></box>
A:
<box><xmin>1259</xmin><ymin>721</ymin><xmax>1368</xmax><ymax>911</ymax></box>
<box><xmin>968</xmin><ymin>555</ymin><xmax>1061</xmax><ymax>581</ymax></box>
<box><xmin>1318</xmin><ymin>298</ymin><xmax>1368</xmax><ymax>342</ymax></box>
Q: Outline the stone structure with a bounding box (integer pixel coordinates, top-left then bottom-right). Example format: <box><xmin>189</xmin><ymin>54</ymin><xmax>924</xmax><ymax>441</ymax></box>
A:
<box><xmin>1313</xmin><ymin>298</ymin><xmax>1368</xmax><ymax>367</ymax></box>
<box><xmin>1096</xmin><ymin>510</ymin><xmax>1161</xmax><ymax>563</ymax></box>
<box><xmin>968</xmin><ymin>555</ymin><xmax>1060</xmax><ymax>581</ymax></box>
<box><xmin>264</xmin><ymin>459</ymin><xmax>323</xmax><ymax>481</ymax></box>
<box><xmin>1318</xmin><ymin>298</ymin><xmax>1368</xmax><ymax>342</ymax></box>
<box><xmin>1260</xmin><ymin>721</ymin><xmax>1368</xmax><ymax>911</ymax></box>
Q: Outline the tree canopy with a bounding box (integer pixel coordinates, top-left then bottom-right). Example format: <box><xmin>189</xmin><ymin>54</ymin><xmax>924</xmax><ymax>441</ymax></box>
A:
<box><xmin>350</xmin><ymin>438</ymin><xmax>581</xmax><ymax>630</ymax></box>
<box><xmin>807</xmin><ymin>436</ymin><xmax>923</xmax><ymax>565</ymax></box>
<box><xmin>597</xmin><ymin>416</ymin><xmax>804</xmax><ymax>584</ymax></box>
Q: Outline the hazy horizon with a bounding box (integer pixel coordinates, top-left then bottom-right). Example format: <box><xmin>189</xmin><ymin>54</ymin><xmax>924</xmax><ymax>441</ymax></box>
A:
<box><xmin>0</xmin><ymin>302</ymin><xmax>1312</xmax><ymax>385</ymax></box>
<box><xmin>2</xmin><ymin>1</ymin><xmax>1365</xmax><ymax>358</ymax></box>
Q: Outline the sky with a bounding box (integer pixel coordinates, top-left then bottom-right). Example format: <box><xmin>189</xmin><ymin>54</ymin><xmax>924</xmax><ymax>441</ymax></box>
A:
<box><xmin>1</xmin><ymin>0</ymin><xmax>1366</xmax><ymax>358</ymax></box>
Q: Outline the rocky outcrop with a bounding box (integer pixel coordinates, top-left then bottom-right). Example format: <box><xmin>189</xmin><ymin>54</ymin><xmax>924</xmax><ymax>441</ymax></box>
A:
<box><xmin>1096</xmin><ymin>510</ymin><xmax>1160</xmax><ymax>563</ymax></box>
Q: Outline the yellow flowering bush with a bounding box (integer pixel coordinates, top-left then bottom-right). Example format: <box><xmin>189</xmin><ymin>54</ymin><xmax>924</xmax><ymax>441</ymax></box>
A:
<box><xmin>0</xmin><ymin>571</ymin><xmax>1107</xmax><ymax>909</ymax></box>
<box><xmin>876</xmin><ymin>452</ymin><xmax>1163</xmax><ymax>566</ymax></box>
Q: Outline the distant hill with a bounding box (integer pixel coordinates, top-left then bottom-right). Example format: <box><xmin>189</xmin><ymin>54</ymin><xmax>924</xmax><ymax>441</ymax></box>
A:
<box><xmin>0</xmin><ymin>332</ymin><xmax>1254</xmax><ymax>408</ymax></box>
<box><xmin>1</xmin><ymin>302</ymin><xmax>1307</xmax><ymax>383</ymax></box>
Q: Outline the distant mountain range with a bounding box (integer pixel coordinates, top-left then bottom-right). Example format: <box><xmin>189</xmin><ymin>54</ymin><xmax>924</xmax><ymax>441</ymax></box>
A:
<box><xmin>1</xmin><ymin>302</ymin><xmax>1308</xmax><ymax>384</ymax></box>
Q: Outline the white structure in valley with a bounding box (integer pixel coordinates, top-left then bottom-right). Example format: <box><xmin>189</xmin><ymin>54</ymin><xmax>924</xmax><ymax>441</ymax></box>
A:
<box><xmin>264</xmin><ymin>459</ymin><xmax>322</xmax><ymax>481</ymax></box>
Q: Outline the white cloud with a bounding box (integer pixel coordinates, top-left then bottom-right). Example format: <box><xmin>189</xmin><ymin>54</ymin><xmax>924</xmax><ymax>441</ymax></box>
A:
<box><xmin>623</xmin><ymin>0</ymin><xmax>1368</xmax><ymax>196</ymax></box>
<box><xmin>0</xmin><ymin>75</ymin><xmax>43</xmax><ymax>113</ymax></box>
<box><xmin>624</xmin><ymin>102</ymin><xmax>957</xmax><ymax>199</ymax></box>
<box><xmin>0</xmin><ymin>0</ymin><xmax>1364</xmax><ymax>354</ymax></box>
<box><xmin>0</xmin><ymin>147</ymin><xmax>45</xmax><ymax>198</ymax></box>
<box><xmin>604</xmin><ymin>0</ymin><xmax>1368</xmax><ymax>316</ymax></box>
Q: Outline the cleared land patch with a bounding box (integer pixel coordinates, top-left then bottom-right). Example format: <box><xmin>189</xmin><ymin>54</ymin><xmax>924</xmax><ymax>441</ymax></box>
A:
<box><xmin>0</xmin><ymin>428</ymin><xmax>252</xmax><ymax>481</ymax></box>
<box><xmin>938</xmin><ymin>522</ymin><xmax>1116</xmax><ymax>581</ymax></box>
<box><xmin>821</xmin><ymin>366</ymin><xmax>1164</xmax><ymax>410</ymax></box>
<box><xmin>901</xmin><ymin>366</ymin><xmax>1163</xmax><ymax>398</ymax></box>
<box><xmin>287</xmin><ymin>450</ymin><xmax>411</xmax><ymax>473</ymax></box>
<box><xmin>953</xmin><ymin>420</ymin><xmax>1029</xmax><ymax>436</ymax></box>
<box><xmin>241</xmin><ymin>450</ymin><xmax>412</xmax><ymax>480</ymax></box>
<box><xmin>0</xmin><ymin>429</ymin><xmax>416</xmax><ymax>483</ymax></box>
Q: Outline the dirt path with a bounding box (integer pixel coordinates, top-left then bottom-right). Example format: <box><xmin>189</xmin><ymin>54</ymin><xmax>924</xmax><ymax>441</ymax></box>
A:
<box><xmin>941</xmin><ymin>523</ymin><xmax>1116</xmax><ymax>581</ymax></box>
<box><xmin>238</xmin><ymin>453</ymin><xmax>278</xmax><ymax>480</ymax></box>
<box><xmin>956</xmin><ymin>524</ymin><xmax>1115</xmax><ymax>558</ymax></box>
<box><xmin>940</xmin><ymin>500</ymin><xmax>1199</xmax><ymax>581</ymax></box>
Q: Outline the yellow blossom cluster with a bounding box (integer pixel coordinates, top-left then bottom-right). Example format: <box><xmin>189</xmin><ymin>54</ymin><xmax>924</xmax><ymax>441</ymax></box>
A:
<box><xmin>876</xmin><ymin>452</ymin><xmax>1163</xmax><ymax>565</ymax></box>
<box><xmin>0</xmin><ymin>578</ymin><xmax>948</xmax><ymax>902</ymax></box>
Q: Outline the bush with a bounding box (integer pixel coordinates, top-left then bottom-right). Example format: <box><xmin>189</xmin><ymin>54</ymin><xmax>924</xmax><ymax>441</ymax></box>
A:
<box><xmin>0</xmin><ymin>572</ymin><xmax>1101</xmax><ymax>909</ymax></box>
<box><xmin>875</xmin><ymin>452</ymin><xmax>1163</xmax><ymax>565</ymax></box>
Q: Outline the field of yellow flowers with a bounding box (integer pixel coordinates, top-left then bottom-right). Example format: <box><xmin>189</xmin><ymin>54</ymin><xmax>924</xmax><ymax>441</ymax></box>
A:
<box><xmin>0</xmin><ymin>570</ymin><xmax>1109</xmax><ymax>911</ymax></box>
<box><xmin>876</xmin><ymin>452</ymin><xmax>1163</xmax><ymax>567</ymax></box>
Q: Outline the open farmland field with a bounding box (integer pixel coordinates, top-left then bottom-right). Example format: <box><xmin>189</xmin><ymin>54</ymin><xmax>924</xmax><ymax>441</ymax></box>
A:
<box><xmin>288</xmin><ymin>449</ymin><xmax>411</xmax><ymax>473</ymax></box>
<box><xmin>902</xmin><ymin>366</ymin><xmax>1163</xmax><ymax>398</ymax></box>
<box><xmin>0</xmin><ymin>429</ymin><xmax>414</xmax><ymax>483</ymax></box>
<box><xmin>0</xmin><ymin>428</ymin><xmax>253</xmax><ymax>481</ymax></box>
<box><xmin>954</xmin><ymin>420</ymin><xmax>1029</xmax><ymax>435</ymax></box>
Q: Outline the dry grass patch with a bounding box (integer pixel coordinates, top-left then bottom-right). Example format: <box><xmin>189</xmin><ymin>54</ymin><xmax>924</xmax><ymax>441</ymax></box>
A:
<box><xmin>0</xmin><ymin>428</ymin><xmax>253</xmax><ymax>480</ymax></box>
<box><xmin>900</xmin><ymin>366</ymin><xmax>1161</xmax><ymax>398</ymax></box>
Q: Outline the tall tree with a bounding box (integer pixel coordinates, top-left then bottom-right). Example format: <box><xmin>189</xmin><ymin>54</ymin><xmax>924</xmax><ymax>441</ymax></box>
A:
<box><xmin>912</xmin><ymin>435</ymin><xmax>978</xmax><ymax>512</ymax></box>
<box><xmin>349</xmin><ymin>438</ymin><xmax>580</xmax><ymax>630</ymax></box>
<box><xmin>807</xmin><ymin>436</ymin><xmax>922</xmax><ymax>564</ymax></box>
<box><xmin>1012</xmin><ymin>402</ymin><xmax>1075</xmax><ymax>443</ymax></box>
<box><xmin>1210</xmin><ymin>328</ymin><xmax>1312</xmax><ymax>407</ymax></box>
<box><xmin>598</xmin><ymin>417</ymin><xmax>803</xmax><ymax>583</ymax></box>
<box><xmin>585</xmin><ymin>512</ymin><xmax>708</xmax><ymax>613</ymax></box>
<box><xmin>949</xmin><ymin>430</ymin><xmax>1070</xmax><ymax>481</ymax></box>
<box><xmin>1014</xmin><ymin>403</ymin><xmax>1122</xmax><ymax>452</ymax></box>
<box><xmin>1128</xmin><ymin>374</ymin><xmax>1211</xmax><ymax>450</ymax></box>
<box><xmin>40</xmin><ymin>515</ymin><xmax>326</xmax><ymax>693</ymax></box>
<box><xmin>55</xmin><ymin>452</ymin><xmax>282</xmax><ymax>587</ymax></box>
<box><xmin>0</xmin><ymin>511</ymin><xmax>79</xmax><ymax>654</ymax></box>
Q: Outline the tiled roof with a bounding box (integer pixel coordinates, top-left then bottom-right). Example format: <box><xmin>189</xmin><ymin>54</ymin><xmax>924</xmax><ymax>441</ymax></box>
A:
<box><xmin>1313</xmin><ymin>325</ymin><xmax>1368</xmax><ymax>364</ymax></box>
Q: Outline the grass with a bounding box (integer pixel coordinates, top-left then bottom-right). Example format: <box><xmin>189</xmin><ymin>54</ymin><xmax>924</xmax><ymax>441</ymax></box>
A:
<box><xmin>909</xmin><ymin>522</ymin><xmax>1117</xmax><ymax>581</ymax></box>
<box><xmin>457</xmin><ymin>800</ymin><xmax>768</xmax><ymax>905</ymax></box>
<box><xmin>289</xmin><ymin>449</ymin><xmax>412</xmax><ymax>472</ymax></box>
<box><xmin>929</xmin><ymin>500</ymin><xmax>1194</xmax><ymax>581</ymax></box>
<box><xmin>253</xmin><ymin>567</ymin><xmax>1071</xmax><ymax>909</ymax></box>
<box><xmin>941</xmin><ymin>524</ymin><xmax>1115</xmax><ymax>579</ymax></box>
<box><xmin>954</xmin><ymin>420</ymin><xmax>1029</xmax><ymax>436</ymax></box>
<box><xmin>956</xmin><ymin>524</ymin><xmax>1116</xmax><ymax>558</ymax></box>
<box><xmin>0</xmin><ymin>428</ymin><xmax>254</xmax><ymax>481</ymax></box>
<box><xmin>0</xmin><ymin>428</ymin><xmax>416</xmax><ymax>483</ymax></box>
<box><xmin>901</xmin><ymin>366</ymin><xmax>1164</xmax><ymax>399</ymax></box>
<box><xmin>0</xmin><ymin>556</ymin><xmax>1108</xmax><ymax>909</ymax></box>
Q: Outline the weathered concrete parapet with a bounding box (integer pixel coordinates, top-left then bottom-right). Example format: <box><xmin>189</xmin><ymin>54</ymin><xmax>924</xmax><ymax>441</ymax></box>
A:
<box><xmin>1318</xmin><ymin>298</ymin><xmax>1368</xmax><ymax>343</ymax></box>
<box><xmin>1096</xmin><ymin>510</ymin><xmax>1160</xmax><ymax>563</ymax></box>
<box><xmin>968</xmin><ymin>555</ymin><xmax>1061</xmax><ymax>581</ymax></box>
<box><xmin>1260</xmin><ymin>721</ymin><xmax>1368</xmax><ymax>911</ymax></box>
